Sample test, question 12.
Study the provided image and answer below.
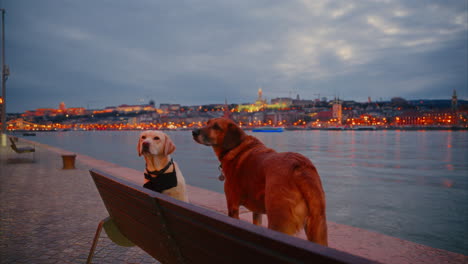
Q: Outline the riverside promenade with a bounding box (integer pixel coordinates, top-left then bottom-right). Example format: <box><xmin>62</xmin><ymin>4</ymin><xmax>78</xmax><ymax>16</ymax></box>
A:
<box><xmin>1</xmin><ymin>138</ymin><xmax>467</xmax><ymax>264</ymax></box>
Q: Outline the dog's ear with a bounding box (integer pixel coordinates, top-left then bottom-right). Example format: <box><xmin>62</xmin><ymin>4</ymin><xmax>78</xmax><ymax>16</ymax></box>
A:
<box><xmin>164</xmin><ymin>134</ymin><xmax>176</xmax><ymax>155</ymax></box>
<box><xmin>137</xmin><ymin>135</ymin><xmax>142</xmax><ymax>156</ymax></box>
<box><xmin>223</xmin><ymin>123</ymin><xmax>245</xmax><ymax>150</ymax></box>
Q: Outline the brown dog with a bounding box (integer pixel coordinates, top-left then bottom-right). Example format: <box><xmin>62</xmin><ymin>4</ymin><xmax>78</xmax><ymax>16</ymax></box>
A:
<box><xmin>192</xmin><ymin>118</ymin><xmax>328</xmax><ymax>246</ymax></box>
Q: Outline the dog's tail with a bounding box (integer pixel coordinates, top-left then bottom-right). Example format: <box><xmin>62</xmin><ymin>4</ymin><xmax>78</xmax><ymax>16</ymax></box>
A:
<box><xmin>294</xmin><ymin>156</ymin><xmax>328</xmax><ymax>246</ymax></box>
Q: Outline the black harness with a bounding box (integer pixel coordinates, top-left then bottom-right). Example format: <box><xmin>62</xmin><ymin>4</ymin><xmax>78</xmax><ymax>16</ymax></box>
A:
<box><xmin>143</xmin><ymin>159</ymin><xmax>178</xmax><ymax>193</ymax></box>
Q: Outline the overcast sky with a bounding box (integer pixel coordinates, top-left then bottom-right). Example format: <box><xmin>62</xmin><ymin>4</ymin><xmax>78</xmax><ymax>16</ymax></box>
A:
<box><xmin>1</xmin><ymin>0</ymin><xmax>467</xmax><ymax>112</ymax></box>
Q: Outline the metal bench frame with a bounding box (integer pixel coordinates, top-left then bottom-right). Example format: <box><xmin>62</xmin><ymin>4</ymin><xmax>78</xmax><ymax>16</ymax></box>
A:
<box><xmin>9</xmin><ymin>137</ymin><xmax>35</xmax><ymax>160</ymax></box>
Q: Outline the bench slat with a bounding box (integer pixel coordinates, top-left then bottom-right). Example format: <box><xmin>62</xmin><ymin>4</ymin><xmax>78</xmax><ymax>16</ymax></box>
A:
<box><xmin>9</xmin><ymin>137</ymin><xmax>35</xmax><ymax>154</ymax></box>
<box><xmin>95</xmin><ymin>186</ymin><xmax>156</xmax><ymax>226</ymax></box>
<box><xmin>159</xmin><ymin>199</ymin><xmax>363</xmax><ymax>264</ymax></box>
<box><xmin>165</xmin><ymin>217</ymin><xmax>303</xmax><ymax>264</ymax></box>
<box><xmin>106</xmin><ymin>208</ymin><xmax>176</xmax><ymax>262</ymax></box>
<box><xmin>14</xmin><ymin>147</ymin><xmax>35</xmax><ymax>153</ymax></box>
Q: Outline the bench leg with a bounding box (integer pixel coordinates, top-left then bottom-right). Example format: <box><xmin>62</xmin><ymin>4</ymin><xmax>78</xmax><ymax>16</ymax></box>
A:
<box><xmin>86</xmin><ymin>217</ymin><xmax>109</xmax><ymax>264</ymax></box>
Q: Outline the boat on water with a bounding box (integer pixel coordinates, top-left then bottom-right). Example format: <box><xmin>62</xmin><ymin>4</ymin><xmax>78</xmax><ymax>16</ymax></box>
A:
<box><xmin>326</xmin><ymin>126</ymin><xmax>345</xmax><ymax>131</ymax></box>
<box><xmin>252</xmin><ymin>127</ymin><xmax>284</xmax><ymax>132</ymax></box>
<box><xmin>353</xmin><ymin>126</ymin><xmax>377</xmax><ymax>131</ymax></box>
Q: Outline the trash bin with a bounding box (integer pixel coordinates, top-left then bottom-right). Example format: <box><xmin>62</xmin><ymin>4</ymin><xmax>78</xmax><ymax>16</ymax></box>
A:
<box><xmin>61</xmin><ymin>154</ymin><xmax>77</xmax><ymax>169</ymax></box>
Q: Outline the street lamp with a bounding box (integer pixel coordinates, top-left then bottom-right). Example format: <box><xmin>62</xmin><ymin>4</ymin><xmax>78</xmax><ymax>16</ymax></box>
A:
<box><xmin>1</xmin><ymin>8</ymin><xmax>8</xmax><ymax>147</ymax></box>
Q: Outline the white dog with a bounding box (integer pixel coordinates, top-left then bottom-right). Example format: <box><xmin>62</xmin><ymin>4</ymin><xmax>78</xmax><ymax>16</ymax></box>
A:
<box><xmin>137</xmin><ymin>131</ymin><xmax>188</xmax><ymax>202</ymax></box>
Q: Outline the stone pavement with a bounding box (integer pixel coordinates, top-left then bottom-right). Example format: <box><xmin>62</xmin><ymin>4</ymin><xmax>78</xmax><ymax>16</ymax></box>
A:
<box><xmin>0</xmin><ymin>141</ymin><xmax>158</xmax><ymax>264</ymax></box>
<box><xmin>1</xmin><ymin>138</ymin><xmax>467</xmax><ymax>264</ymax></box>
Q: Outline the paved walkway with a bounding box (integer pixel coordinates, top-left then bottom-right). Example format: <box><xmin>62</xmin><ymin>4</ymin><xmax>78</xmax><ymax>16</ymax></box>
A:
<box><xmin>1</xmin><ymin>138</ymin><xmax>467</xmax><ymax>264</ymax></box>
<box><xmin>0</xmin><ymin>142</ymin><xmax>157</xmax><ymax>264</ymax></box>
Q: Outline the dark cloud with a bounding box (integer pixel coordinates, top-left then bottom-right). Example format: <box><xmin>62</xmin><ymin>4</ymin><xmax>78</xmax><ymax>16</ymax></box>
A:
<box><xmin>2</xmin><ymin>0</ymin><xmax>467</xmax><ymax>112</ymax></box>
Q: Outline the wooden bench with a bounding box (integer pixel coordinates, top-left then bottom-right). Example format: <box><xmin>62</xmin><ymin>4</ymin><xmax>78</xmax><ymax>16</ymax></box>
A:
<box><xmin>9</xmin><ymin>137</ymin><xmax>35</xmax><ymax>159</ymax></box>
<box><xmin>88</xmin><ymin>169</ymin><xmax>378</xmax><ymax>264</ymax></box>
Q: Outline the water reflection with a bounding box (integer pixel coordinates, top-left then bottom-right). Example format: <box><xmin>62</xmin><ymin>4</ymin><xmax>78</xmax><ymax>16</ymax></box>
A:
<box><xmin>26</xmin><ymin>130</ymin><xmax>468</xmax><ymax>254</ymax></box>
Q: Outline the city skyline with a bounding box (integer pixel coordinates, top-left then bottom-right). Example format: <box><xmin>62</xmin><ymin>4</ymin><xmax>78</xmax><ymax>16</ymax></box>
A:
<box><xmin>9</xmin><ymin>88</ymin><xmax>467</xmax><ymax>114</ymax></box>
<box><xmin>2</xmin><ymin>0</ymin><xmax>467</xmax><ymax>113</ymax></box>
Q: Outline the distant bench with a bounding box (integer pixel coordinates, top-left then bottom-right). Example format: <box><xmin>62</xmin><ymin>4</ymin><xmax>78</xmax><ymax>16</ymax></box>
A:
<box><xmin>88</xmin><ymin>169</ymin><xmax>378</xmax><ymax>264</ymax></box>
<box><xmin>9</xmin><ymin>137</ymin><xmax>35</xmax><ymax>159</ymax></box>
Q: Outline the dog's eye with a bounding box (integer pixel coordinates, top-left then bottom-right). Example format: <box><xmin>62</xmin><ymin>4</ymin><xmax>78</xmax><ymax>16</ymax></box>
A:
<box><xmin>153</xmin><ymin>136</ymin><xmax>160</xmax><ymax>140</ymax></box>
<box><xmin>141</xmin><ymin>136</ymin><xmax>146</xmax><ymax>139</ymax></box>
<box><xmin>213</xmin><ymin>123</ymin><xmax>222</xmax><ymax>130</ymax></box>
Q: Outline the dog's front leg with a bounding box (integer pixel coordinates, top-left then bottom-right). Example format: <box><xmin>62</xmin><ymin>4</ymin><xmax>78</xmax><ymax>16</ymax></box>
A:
<box><xmin>252</xmin><ymin>212</ymin><xmax>262</xmax><ymax>226</ymax></box>
<box><xmin>228</xmin><ymin>205</ymin><xmax>239</xmax><ymax>219</ymax></box>
<box><xmin>225</xmin><ymin>183</ymin><xmax>240</xmax><ymax>219</ymax></box>
<box><xmin>228</xmin><ymin>209</ymin><xmax>239</xmax><ymax>219</ymax></box>
<box><xmin>226</xmin><ymin>198</ymin><xmax>240</xmax><ymax>219</ymax></box>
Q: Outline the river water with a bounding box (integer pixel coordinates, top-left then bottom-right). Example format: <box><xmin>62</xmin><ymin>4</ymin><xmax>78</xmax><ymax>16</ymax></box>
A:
<box><xmin>24</xmin><ymin>130</ymin><xmax>468</xmax><ymax>254</ymax></box>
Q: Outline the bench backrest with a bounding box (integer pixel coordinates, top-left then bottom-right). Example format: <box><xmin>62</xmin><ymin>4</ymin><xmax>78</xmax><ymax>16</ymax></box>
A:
<box><xmin>90</xmin><ymin>169</ymin><xmax>377</xmax><ymax>264</ymax></box>
<box><xmin>9</xmin><ymin>137</ymin><xmax>18</xmax><ymax>150</ymax></box>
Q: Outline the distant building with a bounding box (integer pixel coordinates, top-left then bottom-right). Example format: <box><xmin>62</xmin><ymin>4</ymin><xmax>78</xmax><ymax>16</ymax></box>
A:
<box><xmin>271</xmin><ymin>97</ymin><xmax>293</xmax><ymax>106</ymax></box>
<box><xmin>316</xmin><ymin>110</ymin><xmax>333</xmax><ymax>121</ymax></box>
<box><xmin>223</xmin><ymin>99</ymin><xmax>231</xmax><ymax>119</ymax></box>
<box><xmin>169</xmin><ymin>104</ymin><xmax>181</xmax><ymax>112</ymax></box>
<box><xmin>160</xmin><ymin>104</ymin><xmax>170</xmax><ymax>113</ymax></box>
<box><xmin>396</xmin><ymin>110</ymin><xmax>457</xmax><ymax>126</ymax></box>
<box><xmin>127</xmin><ymin>117</ymin><xmax>138</xmax><ymax>125</ymax></box>
<box><xmin>255</xmin><ymin>88</ymin><xmax>267</xmax><ymax>106</ymax></box>
<box><xmin>93</xmin><ymin>107</ymin><xmax>116</xmax><ymax>115</ymax></box>
<box><xmin>117</xmin><ymin>104</ymin><xmax>154</xmax><ymax>113</ymax></box>
<box><xmin>332</xmin><ymin>98</ymin><xmax>343</xmax><ymax>124</ymax></box>
<box><xmin>23</xmin><ymin>108</ymin><xmax>57</xmax><ymax>117</ymax></box>
<box><xmin>59</xmin><ymin>102</ymin><xmax>66</xmax><ymax>112</ymax></box>
<box><xmin>292</xmin><ymin>99</ymin><xmax>315</xmax><ymax>107</ymax></box>
<box><xmin>159</xmin><ymin>103</ymin><xmax>181</xmax><ymax>114</ymax></box>
<box><xmin>452</xmin><ymin>89</ymin><xmax>458</xmax><ymax>111</ymax></box>
<box><xmin>67</xmin><ymin>107</ymin><xmax>86</xmax><ymax>116</ymax></box>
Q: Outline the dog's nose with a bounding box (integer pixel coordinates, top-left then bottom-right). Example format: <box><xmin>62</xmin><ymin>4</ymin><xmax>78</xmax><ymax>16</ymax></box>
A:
<box><xmin>192</xmin><ymin>129</ymin><xmax>200</xmax><ymax>137</ymax></box>
<box><xmin>142</xmin><ymin>142</ymin><xmax>150</xmax><ymax>151</ymax></box>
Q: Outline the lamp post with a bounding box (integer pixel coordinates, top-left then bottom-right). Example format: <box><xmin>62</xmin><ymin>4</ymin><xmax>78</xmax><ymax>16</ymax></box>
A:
<box><xmin>1</xmin><ymin>8</ymin><xmax>7</xmax><ymax>147</ymax></box>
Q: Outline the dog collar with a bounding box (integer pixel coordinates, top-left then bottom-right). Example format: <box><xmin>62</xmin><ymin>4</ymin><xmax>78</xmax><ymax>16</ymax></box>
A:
<box><xmin>218</xmin><ymin>164</ymin><xmax>225</xmax><ymax>181</ymax></box>
<box><xmin>145</xmin><ymin>158</ymin><xmax>173</xmax><ymax>176</ymax></box>
<box><xmin>219</xmin><ymin>136</ymin><xmax>258</xmax><ymax>162</ymax></box>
